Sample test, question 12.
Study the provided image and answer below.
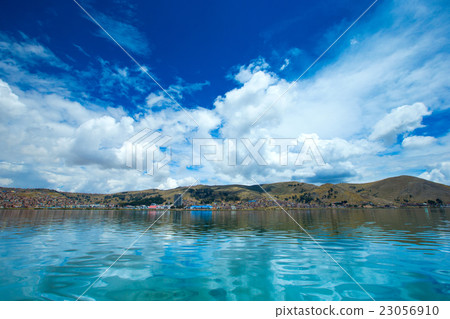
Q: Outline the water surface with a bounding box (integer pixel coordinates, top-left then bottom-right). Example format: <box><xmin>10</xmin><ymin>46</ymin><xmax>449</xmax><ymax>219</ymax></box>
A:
<box><xmin>0</xmin><ymin>208</ymin><xmax>449</xmax><ymax>301</ymax></box>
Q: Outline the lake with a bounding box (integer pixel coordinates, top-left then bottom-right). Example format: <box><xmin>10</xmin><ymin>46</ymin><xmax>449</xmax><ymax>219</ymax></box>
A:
<box><xmin>0</xmin><ymin>208</ymin><xmax>449</xmax><ymax>301</ymax></box>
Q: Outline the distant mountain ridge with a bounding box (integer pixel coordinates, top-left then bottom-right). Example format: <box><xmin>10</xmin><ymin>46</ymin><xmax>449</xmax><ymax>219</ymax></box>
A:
<box><xmin>1</xmin><ymin>176</ymin><xmax>449</xmax><ymax>208</ymax></box>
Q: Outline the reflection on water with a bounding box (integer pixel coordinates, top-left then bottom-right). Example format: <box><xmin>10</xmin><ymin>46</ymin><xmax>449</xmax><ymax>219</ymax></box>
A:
<box><xmin>0</xmin><ymin>208</ymin><xmax>449</xmax><ymax>301</ymax></box>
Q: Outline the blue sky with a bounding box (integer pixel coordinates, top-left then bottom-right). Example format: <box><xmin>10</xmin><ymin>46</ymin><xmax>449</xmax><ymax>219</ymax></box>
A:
<box><xmin>0</xmin><ymin>0</ymin><xmax>374</xmax><ymax>111</ymax></box>
<box><xmin>0</xmin><ymin>0</ymin><xmax>449</xmax><ymax>192</ymax></box>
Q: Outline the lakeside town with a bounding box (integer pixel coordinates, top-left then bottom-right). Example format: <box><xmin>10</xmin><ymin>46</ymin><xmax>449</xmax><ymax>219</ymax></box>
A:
<box><xmin>1</xmin><ymin>180</ymin><xmax>447</xmax><ymax>210</ymax></box>
<box><xmin>0</xmin><ymin>189</ymin><xmax>344</xmax><ymax>209</ymax></box>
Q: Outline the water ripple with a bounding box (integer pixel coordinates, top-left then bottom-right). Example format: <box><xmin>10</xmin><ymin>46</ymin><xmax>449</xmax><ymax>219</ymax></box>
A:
<box><xmin>0</xmin><ymin>208</ymin><xmax>449</xmax><ymax>301</ymax></box>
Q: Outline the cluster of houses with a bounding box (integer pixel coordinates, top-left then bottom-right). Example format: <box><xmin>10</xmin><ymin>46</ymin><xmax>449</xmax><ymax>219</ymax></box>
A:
<box><xmin>0</xmin><ymin>189</ymin><xmax>117</xmax><ymax>209</ymax></box>
<box><xmin>0</xmin><ymin>189</ymin><xmax>74</xmax><ymax>208</ymax></box>
<box><xmin>1</xmin><ymin>189</ymin><xmax>441</xmax><ymax>210</ymax></box>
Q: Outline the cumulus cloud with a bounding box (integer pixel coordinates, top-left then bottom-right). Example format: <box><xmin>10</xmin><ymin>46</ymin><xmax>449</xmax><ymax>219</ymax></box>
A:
<box><xmin>1</xmin><ymin>0</ymin><xmax>450</xmax><ymax>192</ymax></box>
<box><xmin>0</xmin><ymin>76</ymin><xmax>214</xmax><ymax>192</ymax></box>
<box><xmin>402</xmin><ymin>135</ymin><xmax>436</xmax><ymax>148</ymax></box>
<box><xmin>0</xmin><ymin>79</ymin><xmax>26</xmax><ymax>120</ymax></box>
<box><xmin>369</xmin><ymin>103</ymin><xmax>431</xmax><ymax>144</ymax></box>
<box><xmin>420</xmin><ymin>162</ymin><xmax>450</xmax><ymax>185</ymax></box>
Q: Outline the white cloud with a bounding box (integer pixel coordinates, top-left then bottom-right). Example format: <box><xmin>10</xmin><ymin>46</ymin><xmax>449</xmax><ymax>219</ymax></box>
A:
<box><xmin>0</xmin><ymin>178</ymin><xmax>13</xmax><ymax>186</ymax></box>
<box><xmin>0</xmin><ymin>75</ymin><xmax>217</xmax><ymax>192</ymax></box>
<box><xmin>279</xmin><ymin>58</ymin><xmax>290</xmax><ymax>71</ymax></box>
<box><xmin>369</xmin><ymin>103</ymin><xmax>431</xmax><ymax>144</ymax></box>
<box><xmin>419</xmin><ymin>162</ymin><xmax>450</xmax><ymax>185</ymax></box>
<box><xmin>0</xmin><ymin>79</ymin><xmax>26</xmax><ymax>120</ymax></box>
<box><xmin>200</xmin><ymin>0</ymin><xmax>449</xmax><ymax>185</ymax></box>
<box><xmin>231</xmin><ymin>59</ymin><xmax>270</xmax><ymax>84</ymax></box>
<box><xmin>0</xmin><ymin>33</ymin><xmax>70</xmax><ymax>70</ymax></box>
<box><xmin>1</xmin><ymin>0</ymin><xmax>450</xmax><ymax>192</ymax></box>
<box><xmin>402</xmin><ymin>135</ymin><xmax>436</xmax><ymax>148</ymax></box>
<box><xmin>0</xmin><ymin>162</ymin><xmax>24</xmax><ymax>172</ymax></box>
<box><xmin>157</xmin><ymin>176</ymin><xmax>198</xmax><ymax>190</ymax></box>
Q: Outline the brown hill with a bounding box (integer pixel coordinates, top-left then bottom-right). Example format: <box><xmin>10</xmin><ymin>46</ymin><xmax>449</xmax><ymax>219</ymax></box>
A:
<box><xmin>339</xmin><ymin>176</ymin><xmax>450</xmax><ymax>206</ymax></box>
<box><xmin>1</xmin><ymin>176</ymin><xmax>449</xmax><ymax>208</ymax></box>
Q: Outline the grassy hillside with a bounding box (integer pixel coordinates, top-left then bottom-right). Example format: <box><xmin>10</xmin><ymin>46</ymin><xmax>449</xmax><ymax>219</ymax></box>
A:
<box><xmin>340</xmin><ymin>176</ymin><xmax>450</xmax><ymax>206</ymax></box>
<box><xmin>1</xmin><ymin>176</ymin><xmax>449</xmax><ymax>208</ymax></box>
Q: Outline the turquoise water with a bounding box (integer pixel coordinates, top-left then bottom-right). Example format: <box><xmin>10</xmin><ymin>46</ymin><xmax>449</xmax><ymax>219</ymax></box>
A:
<box><xmin>0</xmin><ymin>208</ymin><xmax>449</xmax><ymax>301</ymax></box>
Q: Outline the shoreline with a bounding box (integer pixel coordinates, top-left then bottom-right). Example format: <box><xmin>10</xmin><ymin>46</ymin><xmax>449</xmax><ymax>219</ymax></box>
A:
<box><xmin>1</xmin><ymin>206</ymin><xmax>446</xmax><ymax>211</ymax></box>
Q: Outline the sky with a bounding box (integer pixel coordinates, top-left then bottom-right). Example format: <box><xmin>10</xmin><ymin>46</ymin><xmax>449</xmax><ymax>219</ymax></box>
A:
<box><xmin>0</xmin><ymin>0</ymin><xmax>449</xmax><ymax>193</ymax></box>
